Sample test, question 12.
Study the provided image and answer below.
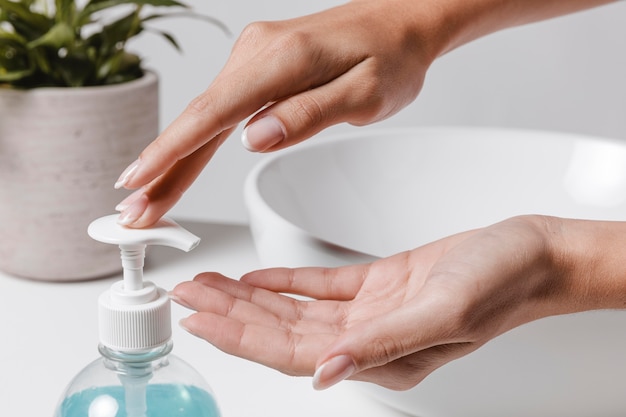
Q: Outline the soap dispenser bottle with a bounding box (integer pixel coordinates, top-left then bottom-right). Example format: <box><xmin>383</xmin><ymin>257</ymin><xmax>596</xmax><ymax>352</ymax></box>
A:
<box><xmin>54</xmin><ymin>215</ymin><xmax>221</xmax><ymax>417</ymax></box>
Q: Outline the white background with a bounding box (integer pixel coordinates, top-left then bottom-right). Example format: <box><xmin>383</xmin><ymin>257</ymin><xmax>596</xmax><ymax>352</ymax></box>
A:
<box><xmin>130</xmin><ymin>0</ymin><xmax>626</xmax><ymax>224</ymax></box>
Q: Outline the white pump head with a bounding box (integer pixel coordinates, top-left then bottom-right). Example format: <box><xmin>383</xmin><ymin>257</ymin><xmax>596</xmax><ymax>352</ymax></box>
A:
<box><xmin>88</xmin><ymin>215</ymin><xmax>201</xmax><ymax>351</ymax></box>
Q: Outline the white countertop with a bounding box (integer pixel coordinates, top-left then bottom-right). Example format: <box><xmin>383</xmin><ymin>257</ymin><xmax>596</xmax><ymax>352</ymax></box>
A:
<box><xmin>0</xmin><ymin>220</ymin><xmax>406</xmax><ymax>417</ymax></box>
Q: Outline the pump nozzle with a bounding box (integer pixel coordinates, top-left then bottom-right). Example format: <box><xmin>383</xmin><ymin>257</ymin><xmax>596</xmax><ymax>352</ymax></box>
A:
<box><xmin>88</xmin><ymin>214</ymin><xmax>200</xmax><ymax>351</ymax></box>
<box><xmin>88</xmin><ymin>215</ymin><xmax>200</xmax><ymax>252</ymax></box>
<box><xmin>89</xmin><ymin>215</ymin><xmax>200</xmax><ymax>293</ymax></box>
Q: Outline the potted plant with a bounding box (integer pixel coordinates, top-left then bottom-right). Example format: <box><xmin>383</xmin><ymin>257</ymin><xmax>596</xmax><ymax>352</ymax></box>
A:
<box><xmin>0</xmin><ymin>0</ymin><xmax>226</xmax><ymax>280</ymax></box>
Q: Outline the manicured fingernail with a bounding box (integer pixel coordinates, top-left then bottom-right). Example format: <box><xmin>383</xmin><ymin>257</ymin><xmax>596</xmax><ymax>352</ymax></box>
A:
<box><xmin>168</xmin><ymin>291</ymin><xmax>192</xmax><ymax>309</ymax></box>
<box><xmin>117</xmin><ymin>193</ymin><xmax>148</xmax><ymax>226</ymax></box>
<box><xmin>241</xmin><ymin>116</ymin><xmax>285</xmax><ymax>152</ymax></box>
<box><xmin>178</xmin><ymin>318</ymin><xmax>194</xmax><ymax>334</ymax></box>
<box><xmin>115</xmin><ymin>189</ymin><xmax>144</xmax><ymax>212</ymax></box>
<box><xmin>114</xmin><ymin>159</ymin><xmax>140</xmax><ymax>189</ymax></box>
<box><xmin>312</xmin><ymin>355</ymin><xmax>356</xmax><ymax>390</ymax></box>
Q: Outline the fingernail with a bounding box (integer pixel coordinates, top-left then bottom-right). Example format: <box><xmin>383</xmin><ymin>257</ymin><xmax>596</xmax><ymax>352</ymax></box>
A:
<box><xmin>178</xmin><ymin>318</ymin><xmax>194</xmax><ymax>335</ymax></box>
<box><xmin>117</xmin><ymin>193</ymin><xmax>148</xmax><ymax>226</ymax></box>
<box><xmin>168</xmin><ymin>291</ymin><xmax>192</xmax><ymax>309</ymax></box>
<box><xmin>114</xmin><ymin>159</ymin><xmax>140</xmax><ymax>189</ymax></box>
<box><xmin>241</xmin><ymin>116</ymin><xmax>285</xmax><ymax>152</ymax></box>
<box><xmin>115</xmin><ymin>189</ymin><xmax>144</xmax><ymax>212</ymax></box>
<box><xmin>312</xmin><ymin>355</ymin><xmax>356</xmax><ymax>391</ymax></box>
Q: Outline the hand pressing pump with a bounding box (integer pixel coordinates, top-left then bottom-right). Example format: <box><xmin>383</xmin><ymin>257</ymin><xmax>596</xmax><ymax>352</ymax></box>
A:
<box><xmin>53</xmin><ymin>215</ymin><xmax>221</xmax><ymax>417</ymax></box>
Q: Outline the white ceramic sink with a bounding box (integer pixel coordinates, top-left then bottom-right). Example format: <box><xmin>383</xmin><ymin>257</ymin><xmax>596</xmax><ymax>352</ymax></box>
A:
<box><xmin>244</xmin><ymin>126</ymin><xmax>626</xmax><ymax>417</ymax></box>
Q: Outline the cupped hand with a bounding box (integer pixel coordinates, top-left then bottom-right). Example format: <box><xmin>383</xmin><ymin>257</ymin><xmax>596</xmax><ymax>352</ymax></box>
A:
<box><xmin>170</xmin><ymin>215</ymin><xmax>607</xmax><ymax>390</ymax></box>
<box><xmin>114</xmin><ymin>0</ymin><xmax>445</xmax><ymax>227</ymax></box>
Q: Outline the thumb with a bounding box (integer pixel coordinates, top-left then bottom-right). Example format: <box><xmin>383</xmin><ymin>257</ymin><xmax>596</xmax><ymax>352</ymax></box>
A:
<box><xmin>311</xmin><ymin>316</ymin><xmax>408</xmax><ymax>391</ymax></box>
<box><xmin>312</xmin><ymin>301</ymin><xmax>458</xmax><ymax>391</ymax></box>
<box><xmin>240</xmin><ymin>64</ymin><xmax>393</xmax><ymax>153</ymax></box>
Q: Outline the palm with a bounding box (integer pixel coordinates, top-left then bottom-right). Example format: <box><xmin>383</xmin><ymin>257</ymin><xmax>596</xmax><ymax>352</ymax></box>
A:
<box><xmin>172</xmin><ymin>217</ymin><xmax>559</xmax><ymax>388</ymax></box>
<box><xmin>172</xmin><ymin>230</ymin><xmax>469</xmax><ymax>377</ymax></box>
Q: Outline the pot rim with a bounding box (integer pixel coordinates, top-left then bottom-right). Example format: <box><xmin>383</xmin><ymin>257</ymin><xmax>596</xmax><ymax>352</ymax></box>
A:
<box><xmin>0</xmin><ymin>69</ymin><xmax>158</xmax><ymax>96</ymax></box>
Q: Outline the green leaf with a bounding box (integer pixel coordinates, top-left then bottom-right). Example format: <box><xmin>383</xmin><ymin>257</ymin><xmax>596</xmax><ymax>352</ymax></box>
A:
<box><xmin>78</xmin><ymin>0</ymin><xmax>188</xmax><ymax>25</ymax></box>
<box><xmin>0</xmin><ymin>66</ymin><xmax>34</xmax><ymax>81</ymax></box>
<box><xmin>95</xmin><ymin>48</ymin><xmax>126</xmax><ymax>79</ymax></box>
<box><xmin>55</xmin><ymin>0</ymin><xmax>76</xmax><ymax>24</ymax></box>
<box><xmin>27</xmin><ymin>21</ymin><xmax>74</xmax><ymax>49</ymax></box>
<box><xmin>87</xmin><ymin>9</ymin><xmax>143</xmax><ymax>75</ymax></box>
<box><xmin>0</xmin><ymin>35</ymin><xmax>34</xmax><ymax>81</ymax></box>
<box><xmin>0</xmin><ymin>0</ymin><xmax>54</xmax><ymax>40</ymax></box>
<box><xmin>31</xmin><ymin>46</ymin><xmax>52</xmax><ymax>73</ymax></box>
<box><xmin>85</xmin><ymin>0</ymin><xmax>188</xmax><ymax>9</ymax></box>
<box><xmin>55</xmin><ymin>49</ymin><xmax>97</xmax><ymax>86</ymax></box>
<box><xmin>99</xmin><ymin>50</ymin><xmax>141</xmax><ymax>84</ymax></box>
<box><xmin>83</xmin><ymin>30</ymin><xmax>103</xmax><ymax>50</ymax></box>
<box><xmin>0</xmin><ymin>0</ymin><xmax>227</xmax><ymax>87</ymax></box>
<box><xmin>142</xmin><ymin>11</ymin><xmax>231</xmax><ymax>37</ymax></box>
<box><xmin>142</xmin><ymin>26</ymin><xmax>180</xmax><ymax>51</ymax></box>
<box><xmin>99</xmin><ymin>9</ymin><xmax>142</xmax><ymax>50</ymax></box>
<box><xmin>105</xmin><ymin>52</ymin><xmax>143</xmax><ymax>84</ymax></box>
<box><xmin>19</xmin><ymin>0</ymin><xmax>36</xmax><ymax>8</ymax></box>
<box><xmin>0</xmin><ymin>27</ymin><xmax>28</xmax><ymax>44</ymax></box>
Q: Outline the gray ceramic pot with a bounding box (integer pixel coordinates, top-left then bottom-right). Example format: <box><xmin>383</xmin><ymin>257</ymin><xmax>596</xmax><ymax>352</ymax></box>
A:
<box><xmin>0</xmin><ymin>71</ymin><xmax>158</xmax><ymax>281</ymax></box>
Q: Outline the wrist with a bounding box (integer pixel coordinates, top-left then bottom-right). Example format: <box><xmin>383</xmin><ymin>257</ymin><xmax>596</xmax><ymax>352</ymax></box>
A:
<box><xmin>418</xmin><ymin>0</ymin><xmax>619</xmax><ymax>57</ymax></box>
<box><xmin>364</xmin><ymin>0</ymin><xmax>526</xmax><ymax>62</ymax></box>
<box><xmin>547</xmin><ymin>216</ymin><xmax>626</xmax><ymax>312</ymax></box>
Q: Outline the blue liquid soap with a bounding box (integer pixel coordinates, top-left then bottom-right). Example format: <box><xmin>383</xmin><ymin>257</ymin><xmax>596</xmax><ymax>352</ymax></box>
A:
<box><xmin>54</xmin><ymin>343</ymin><xmax>221</xmax><ymax>417</ymax></box>
<box><xmin>57</xmin><ymin>384</ymin><xmax>219</xmax><ymax>417</ymax></box>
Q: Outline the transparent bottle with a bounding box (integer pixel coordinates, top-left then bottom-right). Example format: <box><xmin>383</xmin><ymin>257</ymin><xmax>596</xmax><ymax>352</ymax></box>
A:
<box><xmin>54</xmin><ymin>341</ymin><xmax>220</xmax><ymax>417</ymax></box>
<box><xmin>53</xmin><ymin>215</ymin><xmax>221</xmax><ymax>417</ymax></box>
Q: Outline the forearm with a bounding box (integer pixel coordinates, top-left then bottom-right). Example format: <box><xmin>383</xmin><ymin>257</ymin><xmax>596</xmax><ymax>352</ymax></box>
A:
<box><xmin>379</xmin><ymin>0</ymin><xmax>619</xmax><ymax>59</ymax></box>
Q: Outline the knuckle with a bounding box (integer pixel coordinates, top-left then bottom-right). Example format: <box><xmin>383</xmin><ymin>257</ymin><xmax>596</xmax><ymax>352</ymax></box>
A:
<box><xmin>236</xmin><ymin>21</ymin><xmax>276</xmax><ymax>49</ymax></box>
<box><xmin>273</xmin><ymin>30</ymin><xmax>310</xmax><ymax>53</ymax></box>
<box><xmin>369</xmin><ymin>336</ymin><xmax>402</xmax><ymax>365</ymax></box>
<box><xmin>186</xmin><ymin>93</ymin><xmax>212</xmax><ymax>116</ymax></box>
<box><xmin>287</xmin><ymin>94</ymin><xmax>327</xmax><ymax>130</ymax></box>
<box><xmin>348</xmin><ymin>58</ymin><xmax>422</xmax><ymax>126</ymax></box>
<box><xmin>348</xmin><ymin>78</ymin><xmax>389</xmax><ymax>125</ymax></box>
<box><xmin>237</xmin><ymin>22</ymin><xmax>316</xmax><ymax>63</ymax></box>
<box><xmin>184</xmin><ymin>92</ymin><xmax>228</xmax><ymax>133</ymax></box>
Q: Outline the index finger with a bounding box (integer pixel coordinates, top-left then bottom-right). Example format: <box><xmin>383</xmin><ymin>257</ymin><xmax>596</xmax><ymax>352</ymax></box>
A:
<box><xmin>119</xmin><ymin>24</ymin><xmax>345</xmax><ymax>190</ymax></box>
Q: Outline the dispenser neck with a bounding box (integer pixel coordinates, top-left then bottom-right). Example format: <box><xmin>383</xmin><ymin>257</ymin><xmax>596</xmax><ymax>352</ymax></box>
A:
<box><xmin>99</xmin><ymin>341</ymin><xmax>173</xmax><ymax>367</ymax></box>
<box><xmin>120</xmin><ymin>244</ymin><xmax>147</xmax><ymax>291</ymax></box>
